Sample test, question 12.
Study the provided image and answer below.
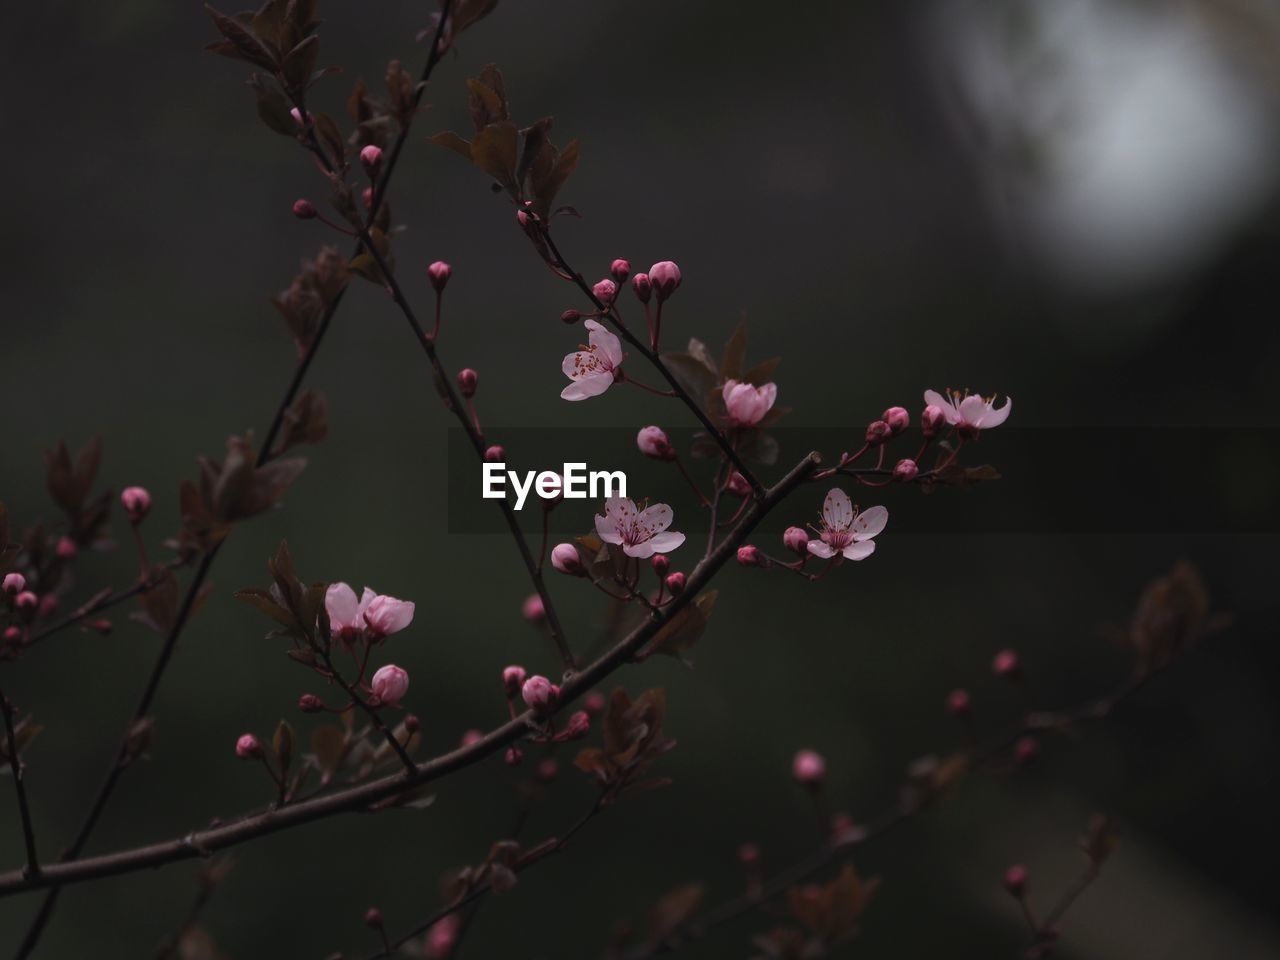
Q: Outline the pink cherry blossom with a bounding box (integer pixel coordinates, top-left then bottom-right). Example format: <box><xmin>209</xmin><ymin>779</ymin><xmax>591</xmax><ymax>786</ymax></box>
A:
<box><xmin>371</xmin><ymin>664</ymin><xmax>410</xmax><ymax>704</ymax></box>
<box><xmin>722</xmin><ymin>379</ymin><xmax>777</xmax><ymax>428</ymax></box>
<box><xmin>235</xmin><ymin>733</ymin><xmax>262</xmax><ymax>759</ymax></box>
<box><xmin>594</xmin><ymin>497</ymin><xmax>686</xmax><ymax>559</ymax></box>
<box><xmin>363</xmin><ymin>594</ymin><xmax>415</xmax><ymax>638</ymax></box>
<box><xmin>806</xmin><ymin>489</ymin><xmax>887</xmax><ymax>562</ymax></box>
<box><xmin>792</xmin><ymin>749</ymin><xmax>827</xmax><ymax>786</ymax></box>
<box><xmin>561</xmin><ymin>319</ymin><xmax>624</xmax><ymax>401</ymax></box>
<box><xmin>922</xmin><ymin>389</ymin><xmax>1012</xmax><ymax>432</ymax></box>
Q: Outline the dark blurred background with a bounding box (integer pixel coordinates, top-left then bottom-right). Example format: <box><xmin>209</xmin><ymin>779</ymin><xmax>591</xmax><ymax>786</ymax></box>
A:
<box><xmin>2</xmin><ymin>0</ymin><xmax>1278</xmax><ymax>957</ymax></box>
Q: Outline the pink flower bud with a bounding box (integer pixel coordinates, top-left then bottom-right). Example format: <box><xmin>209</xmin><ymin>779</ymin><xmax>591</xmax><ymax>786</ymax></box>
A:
<box><xmin>724</xmin><ymin>471</ymin><xmax>752</xmax><ymax>497</ymax></box>
<box><xmin>120</xmin><ymin>486</ymin><xmax>152</xmax><ymax>523</ymax></box>
<box><xmin>370</xmin><ymin>664</ymin><xmax>410</xmax><ymax>705</ymax></box>
<box><xmin>882</xmin><ymin>406</ymin><xmax>909</xmax><ymax>433</ymax></box>
<box><xmin>631</xmin><ymin>272</ymin><xmax>652</xmax><ymax>303</ymax></box>
<box><xmin>665</xmin><ymin>571</ymin><xmax>686</xmax><ymax>595</ymax></box>
<box><xmin>946</xmin><ymin>688</ymin><xmax>971</xmax><ymax>718</ymax></box>
<box><xmin>561</xmin><ymin>309</ymin><xmax>582</xmax><ymax>324</ymax></box>
<box><xmin>1004</xmin><ymin>864</ymin><xmax>1028</xmax><ymax>898</ymax></box>
<box><xmin>87</xmin><ymin>618</ymin><xmax>112</xmax><ymax>635</ymax></box>
<box><xmin>610</xmin><ymin>258</ymin><xmax>631</xmax><ymax>283</ymax></box>
<box><xmin>921</xmin><ymin>404</ymin><xmax>947</xmax><ymax>438</ymax></box>
<box><xmin>427</xmin><ymin>260</ymin><xmax>452</xmax><ymax>292</ymax></box>
<box><xmin>504</xmin><ymin>745</ymin><xmax>524</xmax><ymax>766</ymax></box>
<box><xmin>14</xmin><ymin>591</ymin><xmax>38</xmax><ymax>615</ymax></box>
<box><xmin>457</xmin><ymin>367</ymin><xmax>478</xmax><ymax>398</ymax></box>
<box><xmin>235</xmin><ymin>733</ymin><xmax>262</xmax><ymax>759</ymax></box>
<box><xmin>502</xmin><ymin>665</ymin><xmax>527</xmax><ymax>698</ymax></box>
<box><xmin>361</xmin><ymin>186</ymin><xmax>374</xmax><ymax>209</ymax></box>
<box><xmin>648</xmin><ymin>260</ymin><xmax>682</xmax><ymax>300</ymax></box>
<box><xmin>428</xmin><ymin>914</ymin><xmax>461</xmax><ymax>958</ymax></box>
<box><xmin>298</xmin><ymin>693</ymin><xmax>324</xmax><ymax>713</ymax></box>
<box><xmin>893</xmin><ymin>458</ymin><xmax>919</xmax><ymax>482</ymax></box>
<box><xmin>536</xmin><ymin>757</ymin><xmax>560</xmax><ymax>782</ymax></box>
<box><xmin>292</xmin><ymin>198</ymin><xmax>317</xmax><ymax>219</ymax></box>
<box><xmin>521</xmin><ymin>593</ymin><xmax>546</xmax><ymax>623</ymax></box>
<box><xmin>460</xmin><ymin>728</ymin><xmax>483</xmax><ymax>747</ymax></box>
<box><xmin>651</xmin><ymin>554</ymin><xmax>670</xmax><ymax>575</ymax></box>
<box><xmin>992</xmin><ymin>649</ymin><xmax>1021</xmax><ymax>680</ymax></box>
<box><xmin>484</xmin><ymin>445</ymin><xmax>505</xmax><ymax>463</ymax></box>
<box><xmin>2</xmin><ymin>626</ymin><xmax>20</xmax><ymax>644</ymax></box>
<box><xmin>359</xmin><ymin>144</ymin><xmax>383</xmax><ymax>174</ymax></box>
<box><xmin>55</xmin><ymin>536</ymin><xmax>78</xmax><ymax>560</ymax></box>
<box><xmin>783</xmin><ymin>526</ymin><xmax>809</xmax><ymax>555</ymax></box>
<box><xmin>38</xmin><ymin>595</ymin><xmax>57</xmax><ymax>619</ymax></box>
<box><xmin>404</xmin><ymin>714</ymin><xmax>420</xmax><ymax>734</ymax></box>
<box><xmin>722</xmin><ymin>380</ymin><xmax>777</xmax><ymax>428</ymax></box>
<box><xmin>792</xmin><ymin>749</ymin><xmax>826</xmax><ymax>787</ymax></box>
<box><xmin>636</xmin><ymin>425</ymin><xmax>676</xmax><ymax>461</ymax></box>
<box><xmin>592</xmin><ymin>278</ymin><xmax>617</xmax><ymax>305</ymax></box>
<box><xmin>550</xmin><ymin>542</ymin><xmax>586</xmax><ymax>577</ymax></box>
<box><xmin>2</xmin><ymin>573</ymin><xmax>25</xmax><ymax>596</ymax></box>
<box><xmin>364</xmin><ymin>906</ymin><xmax>384</xmax><ymax>928</ymax></box>
<box><xmin>521</xmin><ymin>675</ymin><xmax>558</xmax><ymax>712</ymax></box>
<box><xmin>738</xmin><ymin>843</ymin><xmax>760</xmax><ymax>867</ymax></box>
<box><xmin>1013</xmin><ymin>736</ymin><xmax>1040</xmax><ymax>765</ymax></box>
<box><xmin>865</xmin><ymin>420</ymin><xmax>891</xmax><ymax>445</ymax></box>
<box><xmin>737</xmin><ymin>544</ymin><xmax>763</xmax><ymax>567</ymax></box>
<box><xmin>584</xmin><ymin>691</ymin><xmax>606</xmax><ymax>717</ymax></box>
<box><xmin>561</xmin><ymin>710</ymin><xmax>591</xmax><ymax>740</ymax></box>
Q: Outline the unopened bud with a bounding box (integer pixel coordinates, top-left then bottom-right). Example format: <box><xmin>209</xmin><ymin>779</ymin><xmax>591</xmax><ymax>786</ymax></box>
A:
<box><xmin>427</xmin><ymin>260</ymin><xmax>452</xmax><ymax>292</ymax></box>
<box><xmin>504</xmin><ymin>745</ymin><xmax>524</xmax><ymax>766</ymax></box>
<box><xmin>3</xmin><ymin>573</ymin><xmax>25</xmax><ymax>596</ymax></box>
<box><xmin>737</xmin><ymin>544</ymin><xmax>763</xmax><ymax>567</ymax></box>
<box><xmin>665</xmin><ymin>571</ymin><xmax>686</xmax><ymax>595</ymax></box>
<box><xmin>120</xmin><ymin>486</ymin><xmax>152</xmax><ymax>523</ymax></box>
<box><xmin>724</xmin><ymin>471</ymin><xmax>751</xmax><ymax>497</ymax></box>
<box><xmin>359</xmin><ymin>144</ymin><xmax>383</xmax><ymax>174</ymax></box>
<box><xmin>298</xmin><ymin>693</ymin><xmax>324</xmax><ymax>713</ymax></box>
<box><xmin>404</xmin><ymin>714</ymin><xmax>421</xmax><ymax>734</ymax></box>
<box><xmin>502</xmin><ymin>665</ymin><xmax>527</xmax><ymax>698</ymax></box>
<box><xmin>550</xmin><ymin>542</ymin><xmax>586</xmax><ymax>577</ymax></box>
<box><xmin>792</xmin><ymin>749</ymin><xmax>826</xmax><ymax>787</ymax></box>
<box><xmin>865</xmin><ymin>420</ymin><xmax>892</xmax><ymax>445</ymax></box>
<box><xmin>631</xmin><ymin>272</ymin><xmax>652</xmax><ymax>303</ymax></box>
<box><xmin>521</xmin><ymin>675</ymin><xmax>558</xmax><ymax>712</ymax></box>
<box><xmin>292</xmin><ymin>198</ymin><xmax>317</xmax><ymax>219</ymax></box>
<box><xmin>55</xmin><ymin>536</ymin><xmax>78</xmax><ymax>560</ymax></box>
<box><xmin>370</xmin><ymin>664</ymin><xmax>410</xmax><ymax>705</ymax></box>
<box><xmin>636</xmin><ymin>425</ymin><xmax>676</xmax><ymax>461</ymax></box>
<box><xmin>364</xmin><ymin>906</ymin><xmax>384</xmax><ymax>928</ymax></box>
<box><xmin>561</xmin><ymin>309</ymin><xmax>582</xmax><ymax>324</ymax></box>
<box><xmin>893</xmin><ymin>458</ymin><xmax>919</xmax><ymax>482</ymax></box>
<box><xmin>592</xmin><ymin>278</ymin><xmax>617</xmax><ymax>305</ymax></box>
<box><xmin>457</xmin><ymin>367</ymin><xmax>478</xmax><ymax>398</ymax></box>
<box><xmin>783</xmin><ymin>526</ymin><xmax>808</xmax><ymax>555</ymax></box>
<box><xmin>922</xmin><ymin>404</ymin><xmax>947</xmax><ymax>438</ymax></box>
<box><xmin>882</xmin><ymin>406</ymin><xmax>910</xmax><ymax>433</ymax></box>
<box><xmin>235</xmin><ymin>733</ymin><xmax>262</xmax><ymax>760</ymax></box>
<box><xmin>946</xmin><ymin>688</ymin><xmax>971</xmax><ymax>718</ymax></box>
<box><xmin>992</xmin><ymin>649</ymin><xmax>1021</xmax><ymax>680</ymax></box>
<box><xmin>521</xmin><ymin>593</ymin><xmax>546</xmax><ymax>623</ymax></box>
<box><xmin>651</xmin><ymin>554</ymin><xmax>670</xmax><ymax>575</ymax></box>
<box><xmin>648</xmin><ymin>260</ymin><xmax>681</xmax><ymax>301</ymax></box>
<box><xmin>560</xmin><ymin>710</ymin><xmax>591</xmax><ymax>741</ymax></box>
<box><xmin>610</xmin><ymin>258</ymin><xmax>631</xmax><ymax>283</ymax></box>
<box><xmin>484</xmin><ymin>445</ymin><xmax>505</xmax><ymax>463</ymax></box>
<box><xmin>14</xmin><ymin>591</ymin><xmax>38</xmax><ymax>615</ymax></box>
<box><xmin>584</xmin><ymin>691</ymin><xmax>606</xmax><ymax>717</ymax></box>
<box><xmin>1004</xmin><ymin>864</ymin><xmax>1028</xmax><ymax>898</ymax></box>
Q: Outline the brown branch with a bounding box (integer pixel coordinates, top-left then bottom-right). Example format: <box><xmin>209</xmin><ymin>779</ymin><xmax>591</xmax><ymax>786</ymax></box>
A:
<box><xmin>24</xmin><ymin>557</ymin><xmax>187</xmax><ymax>648</ymax></box>
<box><xmin>0</xmin><ymin>690</ymin><xmax>40</xmax><ymax>879</ymax></box>
<box><xmin>0</xmin><ymin>451</ymin><xmax>821</xmax><ymax>898</ymax></box>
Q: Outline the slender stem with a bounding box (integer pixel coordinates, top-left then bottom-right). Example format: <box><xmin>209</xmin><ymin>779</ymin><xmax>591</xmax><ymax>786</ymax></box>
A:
<box><xmin>23</xmin><ymin>558</ymin><xmax>187</xmax><ymax>648</ymax></box>
<box><xmin>537</xmin><ymin>228</ymin><xmax>764</xmax><ymax>496</ymax></box>
<box><xmin>0</xmin><ymin>453</ymin><xmax>821</xmax><ymax>897</ymax></box>
<box><xmin>322</xmin><ymin>650</ymin><xmax>415</xmax><ymax>774</ymax></box>
<box><xmin>0</xmin><ymin>691</ymin><xmax>40</xmax><ymax>879</ymax></box>
<box><xmin>672</xmin><ymin>454</ymin><xmax>710</xmax><ymax>507</ymax></box>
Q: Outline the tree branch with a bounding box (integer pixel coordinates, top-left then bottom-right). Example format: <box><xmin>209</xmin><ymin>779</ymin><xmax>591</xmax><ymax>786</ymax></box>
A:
<box><xmin>0</xmin><ymin>690</ymin><xmax>40</xmax><ymax>879</ymax></box>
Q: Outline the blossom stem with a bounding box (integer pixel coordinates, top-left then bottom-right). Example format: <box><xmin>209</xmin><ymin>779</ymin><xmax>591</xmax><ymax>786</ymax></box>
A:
<box><xmin>621</xmin><ymin>373</ymin><xmax>676</xmax><ymax>397</ymax></box>
<box><xmin>0</xmin><ymin>691</ymin><xmax>40</xmax><ymax>879</ymax></box>
<box><xmin>672</xmin><ymin>453</ymin><xmax>710</xmax><ymax>506</ymax></box>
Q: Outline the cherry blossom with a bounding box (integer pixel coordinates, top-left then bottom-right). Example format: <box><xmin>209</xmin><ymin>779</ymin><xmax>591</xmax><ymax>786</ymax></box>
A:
<box><xmin>594</xmin><ymin>497</ymin><xmax>686</xmax><ymax>559</ymax></box>
<box><xmin>325</xmin><ymin>583</ymin><xmax>414</xmax><ymax>640</ymax></box>
<box><xmin>363</xmin><ymin>594</ymin><xmax>415</xmax><ymax>637</ymax></box>
<box><xmin>561</xmin><ymin>319</ymin><xmax>624</xmax><ymax>401</ymax></box>
<box><xmin>370</xmin><ymin>664</ymin><xmax>409</xmax><ymax>705</ymax></box>
<box><xmin>722</xmin><ymin>379</ymin><xmax>777</xmax><ymax>427</ymax></box>
<box><xmin>923</xmin><ymin>388</ymin><xmax>1012</xmax><ymax>433</ymax></box>
<box><xmin>806</xmin><ymin>488</ymin><xmax>887</xmax><ymax>561</ymax></box>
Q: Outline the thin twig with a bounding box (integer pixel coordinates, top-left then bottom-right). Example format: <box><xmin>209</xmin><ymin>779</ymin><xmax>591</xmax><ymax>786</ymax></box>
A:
<box><xmin>0</xmin><ymin>690</ymin><xmax>40</xmax><ymax>879</ymax></box>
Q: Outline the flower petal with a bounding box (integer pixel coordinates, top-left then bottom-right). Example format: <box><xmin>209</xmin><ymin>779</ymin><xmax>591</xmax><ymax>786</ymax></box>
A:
<box><xmin>850</xmin><ymin>505</ymin><xmax>888</xmax><ymax>541</ymax></box>
<box><xmin>821</xmin><ymin>488</ymin><xmax>854</xmax><ymax>530</ymax></box>
<box><xmin>924</xmin><ymin>389</ymin><xmax>960</xmax><ymax>424</ymax></box>
<box><xmin>585</xmin><ymin>319</ymin><xmax>624</xmax><ymax>368</ymax></box>
<box><xmin>807</xmin><ymin>540</ymin><xmax>837</xmax><ymax>559</ymax></box>
<box><xmin>645</xmin><ymin>531</ymin><xmax>685</xmax><ymax>554</ymax></box>
<box><xmin>958</xmin><ymin>394</ymin><xmax>989</xmax><ymax>426</ymax></box>
<box><xmin>325</xmin><ymin>582</ymin><xmax>359</xmax><ymax>630</ymax></box>
<box><xmin>635</xmin><ymin>502</ymin><xmax>673</xmax><ymax>537</ymax></box>
<box><xmin>622</xmin><ymin>540</ymin><xmax>657</xmax><ymax>558</ymax></box>
<box><xmin>981</xmin><ymin>395</ymin><xmax>1012</xmax><ymax>428</ymax></box>
<box><xmin>841</xmin><ymin>540</ymin><xmax>876</xmax><ymax>561</ymax></box>
<box><xmin>561</xmin><ymin>372</ymin><xmax>614</xmax><ymax>401</ymax></box>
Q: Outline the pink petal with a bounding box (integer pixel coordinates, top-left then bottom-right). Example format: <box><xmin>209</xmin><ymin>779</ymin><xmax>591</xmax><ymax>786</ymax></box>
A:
<box><xmin>635</xmin><ymin>502</ymin><xmax>674</xmax><ymax>536</ymax></box>
<box><xmin>981</xmin><ymin>395</ymin><xmax>1012</xmax><ymax>428</ymax></box>
<box><xmin>807</xmin><ymin>540</ymin><xmax>837</xmax><ymax>559</ymax></box>
<box><xmin>325</xmin><ymin>582</ymin><xmax>359</xmax><ymax>631</ymax></box>
<box><xmin>850</xmin><ymin>505</ymin><xmax>888</xmax><ymax>541</ymax></box>
<box><xmin>958</xmin><ymin>394</ymin><xmax>988</xmax><ymax>425</ymax></box>
<box><xmin>585</xmin><ymin>319</ymin><xmax>624</xmax><ymax>368</ymax></box>
<box><xmin>561</xmin><ymin>372</ymin><xmax>614</xmax><ymax>401</ymax></box>
<box><xmin>622</xmin><ymin>540</ymin><xmax>657</xmax><ymax>558</ymax></box>
<box><xmin>924</xmin><ymin>389</ymin><xmax>960</xmax><ymax>424</ymax></box>
<box><xmin>645</xmin><ymin>531</ymin><xmax>685</xmax><ymax>554</ymax></box>
<box><xmin>821</xmin><ymin>488</ymin><xmax>853</xmax><ymax>530</ymax></box>
<box><xmin>841</xmin><ymin>540</ymin><xmax>876</xmax><ymax>561</ymax></box>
